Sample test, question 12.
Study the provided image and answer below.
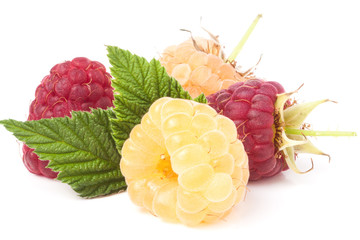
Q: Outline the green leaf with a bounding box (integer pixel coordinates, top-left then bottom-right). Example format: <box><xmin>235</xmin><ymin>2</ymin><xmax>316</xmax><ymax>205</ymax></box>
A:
<box><xmin>107</xmin><ymin>46</ymin><xmax>207</xmax><ymax>151</ymax></box>
<box><xmin>0</xmin><ymin>109</ymin><xmax>126</xmax><ymax>198</ymax></box>
<box><xmin>193</xmin><ymin>93</ymin><xmax>207</xmax><ymax>104</ymax></box>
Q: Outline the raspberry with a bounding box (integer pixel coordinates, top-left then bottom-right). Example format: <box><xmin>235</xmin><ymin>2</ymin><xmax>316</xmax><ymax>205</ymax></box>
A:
<box><xmin>160</xmin><ymin>37</ymin><xmax>250</xmax><ymax>98</ymax></box>
<box><xmin>207</xmin><ymin>78</ymin><xmax>348</xmax><ymax>180</ymax></box>
<box><xmin>120</xmin><ymin>98</ymin><xmax>249</xmax><ymax>226</ymax></box>
<box><xmin>207</xmin><ymin>79</ymin><xmax>289</xmax><ymax>180</ymax></box>
<box><xmin>23</xmin><ymin>57</ymin><xmax>114</xmax><ymax>178</ymax></box>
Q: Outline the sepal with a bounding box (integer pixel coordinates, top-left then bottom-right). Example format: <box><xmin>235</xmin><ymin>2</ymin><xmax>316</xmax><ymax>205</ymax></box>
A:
<box><xmin>289</xmin><ymin>134</ymin><xmax>330</xmax><ymax>160</ymax></box>
<box><xmin>284</xmin><ymin>99</ymin><xmax>333</xmax><ymax>128</ymax></box>
<box><xmin>278</xmin><ymin>130</ymin><xmax>307</xmax><ymax>151</ymax></box>
<box><xmin>283</xmin><ymin>146</ymin><xmax>314</xmax><ymax>174</ymax></box>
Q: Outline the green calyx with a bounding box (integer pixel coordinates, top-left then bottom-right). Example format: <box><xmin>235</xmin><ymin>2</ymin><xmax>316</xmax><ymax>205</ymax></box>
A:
<box><xmin>274</xmin><ymin>86</ymin><xmax>357</xmax><ymax>174</ymax></box>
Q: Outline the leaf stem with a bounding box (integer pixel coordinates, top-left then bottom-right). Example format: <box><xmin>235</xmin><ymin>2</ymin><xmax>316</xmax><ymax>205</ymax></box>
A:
<box><xmin>285</xmin><ymin>128</ymin><xmax>357</xmax><ymax>137</ymax></box>
<box><xmin>227</xmin><ymin>14</ymin><xmax>262</xmax><ymax>63</ymax></box>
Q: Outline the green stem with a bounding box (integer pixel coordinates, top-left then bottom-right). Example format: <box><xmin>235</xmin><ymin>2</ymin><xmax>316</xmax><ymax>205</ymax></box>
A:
<box><xmin>227</xmin><ymin>14</ymin><xmax>262</xmax><ymax>63</ymax></box>
<box><xmin>285</xmin><ymin>128</ymin><xmax>357</xmax><ymax>137</ymax></box>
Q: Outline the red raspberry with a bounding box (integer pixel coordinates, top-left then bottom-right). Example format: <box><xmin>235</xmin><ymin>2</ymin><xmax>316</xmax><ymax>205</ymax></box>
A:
<box><xmin>208</xmin><ymin>79</ymin><xmax>352</xmax><ymax>181</ymax></box>
<box><xmin>23</xmin><ymin>57</ymin><xmax>114</xmax><ymax>178</ymax></box>
<box><xmin>207</xmin><ymin>79</ymin><xmax>288</xmax><ymax>180</ymax></box>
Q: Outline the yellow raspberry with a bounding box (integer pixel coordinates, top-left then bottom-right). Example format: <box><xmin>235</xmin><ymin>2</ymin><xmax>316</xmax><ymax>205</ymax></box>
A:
<box><xmin>160</xmin><ymin>37</ymin><xmax>250</xmax><ymax>98</ymax></box>
<box><xmin>120</xmin><ymin>97</ymin><xmax>249</xmax><ymax>226</ymax></box>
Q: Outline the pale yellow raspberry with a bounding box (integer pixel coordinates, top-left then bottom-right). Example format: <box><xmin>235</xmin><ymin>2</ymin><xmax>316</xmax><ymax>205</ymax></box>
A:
<box><xmin>120</xmin><ymin>97</ymin><xmax>249</xmax><ymax>226</ymax></box>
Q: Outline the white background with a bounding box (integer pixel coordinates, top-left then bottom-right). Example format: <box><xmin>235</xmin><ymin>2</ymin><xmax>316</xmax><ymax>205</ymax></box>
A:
<box><xmin>0</xmin><ymin>0</ymin><xmax>359</xmax><ymax>239</ymax></box>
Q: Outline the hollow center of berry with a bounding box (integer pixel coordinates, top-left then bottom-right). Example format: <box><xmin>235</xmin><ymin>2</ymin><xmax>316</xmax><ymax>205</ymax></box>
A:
<box><xmin>156</xmin><ymin>153</ymin><xmax>177</xmax><ymax>179</ymax></box>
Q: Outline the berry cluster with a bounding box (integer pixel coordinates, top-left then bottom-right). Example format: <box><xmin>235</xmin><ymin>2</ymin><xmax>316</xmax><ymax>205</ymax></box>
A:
<box><xmin>6</xmin><ymin>23</ymin><xmax>350</xmax><ymax>227</ymax></box>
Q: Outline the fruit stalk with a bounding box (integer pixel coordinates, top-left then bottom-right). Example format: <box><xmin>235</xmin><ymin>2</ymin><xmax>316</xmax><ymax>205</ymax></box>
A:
<box><xmin>285</xmin><ymin>128</ymin><xmax>357</xmax><ymax>137</ymax></box>
<box><xmin>227</xmin><ymin>14</ymin><xmax>262</xmax><ymax>63</ymax></box>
